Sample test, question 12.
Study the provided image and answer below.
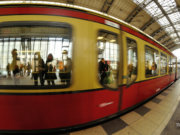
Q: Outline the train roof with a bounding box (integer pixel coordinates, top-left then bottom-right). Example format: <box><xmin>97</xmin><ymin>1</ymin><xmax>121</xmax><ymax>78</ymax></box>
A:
<box><xmin>0</xmin><ymin>1</ymin><xmax>176</xmax><ymax>57</ymax></box>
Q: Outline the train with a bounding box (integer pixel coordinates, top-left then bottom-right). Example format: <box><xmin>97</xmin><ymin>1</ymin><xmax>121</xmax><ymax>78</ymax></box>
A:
<box><xmin>0</xmin><ymin>2</ymin><xmax>179</xmax><ymax>133</ymax></box>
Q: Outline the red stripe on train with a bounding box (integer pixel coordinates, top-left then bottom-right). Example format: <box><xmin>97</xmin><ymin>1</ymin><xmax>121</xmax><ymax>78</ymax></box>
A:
<box><xmin>0</xmin><ymin>7</ymin><xmax>105</xmax><ymax>24</ymax></box>
<box><xmin>120</xmin><ymin>25</ymin><xmax>172</xmax><ymax>55</ymax></box>
<box><xmin>0</xmin><ymin>6</ymin><xmax>173</xmax><ymax>56</ymax></box>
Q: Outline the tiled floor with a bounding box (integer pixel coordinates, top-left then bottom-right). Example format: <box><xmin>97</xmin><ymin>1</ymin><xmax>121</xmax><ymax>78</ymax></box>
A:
<box><xmin>67</xmin><ymin>79</ymin><xmax>180</xmax><ymax>135</ymax></box>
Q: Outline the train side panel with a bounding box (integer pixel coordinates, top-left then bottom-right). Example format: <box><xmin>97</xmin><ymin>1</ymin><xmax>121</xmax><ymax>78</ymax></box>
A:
<box><xmin>120</xmin><ymin>29</ymin><xmax>174</xmax><ymax>110</ymax></box>
<box><xmin>0</xmin><ymin>5</ymin><xmax>177</xmax><ymax>133</ymax></box>
<box><xmin>0</xmin><ymin>12</ymin><xmax>122</xmax><ymax>130</ymax></box>
<box><xmin>0</xmin><ymin>90</ymin><xmax>120</xmax><ymax>130</ymax></box>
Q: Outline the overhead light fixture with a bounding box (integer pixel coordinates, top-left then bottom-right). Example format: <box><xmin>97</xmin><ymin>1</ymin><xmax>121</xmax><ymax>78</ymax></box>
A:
<box><xmin>97</xmin><ymin>36</ymin><xmax>104</xmax><ymax>40</ymax></box>
<box><xmin>110</xmin><ymin>39</ymin><xmax>116</xmax><ymax>42</ymax></box>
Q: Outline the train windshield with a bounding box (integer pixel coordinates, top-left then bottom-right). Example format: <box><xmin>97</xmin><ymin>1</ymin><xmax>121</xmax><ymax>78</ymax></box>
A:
<box><xmin>0</xmin><ymin>22</ymin><xmax>72</xmax><ymax>88</ymax></box>
<box><xmin>97</xmin><ymin>30</ymin><xmax>119</xmax><ymax>89</ymax></box>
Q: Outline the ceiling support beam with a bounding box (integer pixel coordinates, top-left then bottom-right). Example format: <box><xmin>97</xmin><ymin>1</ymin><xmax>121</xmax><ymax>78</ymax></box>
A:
<box><xmin>125</xmin><ymin>6</ymin><xmax>142</xmax><ymax>23</ymax></box>
<box><xmin>168</xmin><ymin>44</ymin><xmax>176</xmax><ymax>49</ymax></box>
<box><xmin>175</xmin><ymin>0</ymin><xmax>180</xmax><ymax>8</ymax></box>
<box><xmin>67</xmin><ymin>0</ymin><xmax>74</xmax><ymax>4</ymax></box>
<box><xmin>157</xmin><ymin>34</ymin><xmax>168</xmax><ymax>41</ymax></box>
<box><xmin>162</xmin><ymin>38</ymin><xmax>172</xmax><ymax>45</ymax></box>
<box><xmin>126</xmin><ymin>0</ymin><xmax>152</xmax><ymax>23</ymax></box>
<box><xmin>101</xmin><ymin>0</ymin><xmax>114</xmax><ymax>13</ymax></box>
<box><xmin>169</xmin><ymin>44</ymin><xmax>180</xmax><ymax>51</ymax></box>
<box><xmin>150</xmin><ymin>28</ymin><xmax>163</xmax><ymax>37</ymax></box>
<box><xmin>166</xmin><ymin>42</ymin><xmax>175</xmax><ymax>48</ymax></box>
<box><xmin>162</xmin><ymin>20</ymin><xmax>180</xmax><ymax>29</ymax></box>
<box><xmin>140</xmin><ymin>18</ymin><xmax>155</xmax><ymax>31</ymax></box>
<box><xmin>155</xmin><ymin>7</ymin><xmax>180</xmax><ymax>20</ymax></box>
<box><xmin>153</xmin><ymin>0</ymin><xmax>180</xmax><ymax>47</ymax></box>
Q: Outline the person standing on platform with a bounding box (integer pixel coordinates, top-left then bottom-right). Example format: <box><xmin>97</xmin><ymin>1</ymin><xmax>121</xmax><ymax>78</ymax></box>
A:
<box><xmin>6</xmin><ymin>63</ymin><xmax>11</xmax><ymax>77</ymax></box>
<box><xmin>11</xmin><ymin>49</ymin><xmax>21</xmax><ymax>84</ymax></box>
<box><xmin>59</xmin><ymin>50</ymin><xmax>72</xmax><ymax>85</ymax></box>
<box><xmin>32</xmin><ymin>52</ymin><xmax>45</xmax><ymax>86</ymax></box>
<box><xmin>99</xmin><ymin>58</ymin><xmax>106</xmax><ymax>84</ymax></box>
<box><xmin>45</xmin><ymin>53</ymin><xmax>57</xmax><ymax>85</ymax></box>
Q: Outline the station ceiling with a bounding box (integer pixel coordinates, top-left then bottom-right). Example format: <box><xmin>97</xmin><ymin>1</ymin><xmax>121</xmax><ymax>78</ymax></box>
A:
<box><xmin>1</xmin><ymin>0</ymin><xmax>180</xmax><ymax>51</ymax></box>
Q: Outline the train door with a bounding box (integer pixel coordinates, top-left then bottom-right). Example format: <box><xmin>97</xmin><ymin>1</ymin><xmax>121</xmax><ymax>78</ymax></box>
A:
<box><xmin>172</xmin><ymin>57</ymin><xmax>177</xmax><ymax>81</ymax></box>
<box><xmin>97</xmin><ymin>29</ymin><xmax>122</xmax><ymax>115</ymax></box>
<box><xmin>97</xmin><ymin>30</ymin><xmax>120</xmax><ymax>89</ymax></box>
<box><xmin>169</xmin><ymin>56</ymin><xmax>177</xmax><ymax>83</ymax></box>
<box><xmin>168</xmin><ymin>56</ymin><xmax>172</xmax><ymax>83</ymax></box>
<box><xmin>177</xmin><ymin>60</ymin><xmax>180</xmax><ymax>79</ymax></box>
<box><xmin>120</xmin><ymin>37</ymin><xmax>138</xmax><ymax>110</ymax></box>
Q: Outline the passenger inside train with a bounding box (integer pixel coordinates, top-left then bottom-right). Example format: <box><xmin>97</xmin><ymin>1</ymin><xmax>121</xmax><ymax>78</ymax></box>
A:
<box><xmin>0</xmin><ymin>25</ymin><xmax>73</xmax><ymax>87</ymax></box>
<box><xmin>32</xmin><ymin>52</ymin><xmax>45</xmax><ymax>86</ymax></box>
<box><xmin>45</xmin><ymin>53</ymin><xmax>57</xmax><ymax>86</ymax></box>
<box><xmin>59</xmin><ymin>50</ymin><xmax>72</xmax><ymax>85</ymax></box>
<box><xmin>126</xmin><ymin>38</ymin><xmax>137</xmax><ymax>86</ymax></box>
<box><xmin>145</xmin><ymin>46</ymin><xmax>159</xmax><ymax>77</ymax></box>
<box><xmin>97</xmin><ymin>30</ymin><xmax>119</xmax><ymax>88</ymax></box>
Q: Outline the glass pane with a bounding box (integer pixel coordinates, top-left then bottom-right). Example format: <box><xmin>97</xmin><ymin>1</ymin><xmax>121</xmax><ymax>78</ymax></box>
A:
<box><xmin>145</xmin><ymin>46</ymin><xmax>159</xmax><ymax>77</ymax></box>
<box><xmin>145</xmin><ymin>1</ymin><xmax>163</xmax><ymax>17</ymax></box>
<box><xmin>0</xmin><ymin>43</ymin><xmax>2</xmax><ymax>73</ymax></box>
<box><xmin>0</xmin><ymin>25</ymin><xmax>72</xmax><ymax>88</ymax></box>
<box><xmin>172</xmin><ymin>58</ymin><xmax>176</xmax><ymax>73</ymax></box>
<box><xmin>127</xmin><ymin>38</ymin><xmax>137</xmax><ymax>85</ymax></box>
<box><xmin>97</xmin><ymin>30</ymin><xmax>119</xmax><ymax>88</ymax></box>
<box><xmin>160</xmin><ymin>53</ymin><xmax>167</xmax><ymax>75</ymax></box>
<box><xmin>169</xmin><ymin>57</ymin><xmax>172</xmax><ymax>73</ymax></box>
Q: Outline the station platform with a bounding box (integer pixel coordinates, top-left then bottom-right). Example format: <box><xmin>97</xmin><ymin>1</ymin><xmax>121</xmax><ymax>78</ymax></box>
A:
<box><xmin>62</xmin><ymin>79</ymin><xmax>180</xmax><ymax>135</ymax></box>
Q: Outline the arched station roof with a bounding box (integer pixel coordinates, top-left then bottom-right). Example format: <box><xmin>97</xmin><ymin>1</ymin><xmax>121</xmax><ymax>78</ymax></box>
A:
<box><xmin>1</xmin><ymin>0</ymin><xmax>180</xmax><ymax>51</ymax></box>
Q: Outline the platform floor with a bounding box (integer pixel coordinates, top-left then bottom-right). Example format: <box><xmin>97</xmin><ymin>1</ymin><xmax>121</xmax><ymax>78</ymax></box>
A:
<box><xmin>59</xmin><ymin>79</ymin><xmax>180</xmax><ymax>135</ymax></box>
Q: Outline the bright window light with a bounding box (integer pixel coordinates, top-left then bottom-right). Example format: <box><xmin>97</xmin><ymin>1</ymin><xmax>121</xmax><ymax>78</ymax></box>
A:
<box><xmin>169</xmin><ymin>12</ymin><xmax>180</xmax><ymax>23</ymax></box>
<box><xmin>173</xmin><ymin>49</ymin><xmax>180</xmax><ymax>60</ymax></box>
<box><xmin>158</xmin><ymin>0</ymin><xmax>176</xmax><ymax>11</ymax></box>
<box><xmin>145</xmin><ymin>1</ymin><xmax>163</xmax><ymax>17</ymax></box>
<box><xmin>158</xmin><ymin>17</ymin><xmax>170</xmax><ymax>26</ymax></box>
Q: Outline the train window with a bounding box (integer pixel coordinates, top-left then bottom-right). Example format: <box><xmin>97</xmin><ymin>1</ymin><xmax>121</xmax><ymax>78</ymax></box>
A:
<box><xmin>145</xmin><ymin>46</ymin><xmax>159</xmax><ymax>77</ymax></box>
<box><xmin>160</xmin><ymin>53</ymin><xmax>167</xmax><ymax>75</ymax></box>
<box><xmin>169</xmin><ymin>57</ymin><xmax>172</xmax><ymax>73</ymax></box>
<box><xmin>97</xmin><ymin>30</ymin><xmax>119</xmax><ymax>89</ymax></box>
<box><xmin>126</xmin><ymin>38</ymin><xmax>137</xmax><ymax>86</ymax></box>
<box><xmin>0</xmin><ymin>23</ymin><xmax>72</xmax><ymax>88</ymax></box>
<box><xmin>172</xmin><ymin>58</ymin><xmax>176</xmax><ymax>73</ymax></box>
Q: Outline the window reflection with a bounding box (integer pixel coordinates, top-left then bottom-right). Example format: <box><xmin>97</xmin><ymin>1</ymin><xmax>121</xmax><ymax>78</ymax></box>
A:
<box><xmin>169</xmin><ymin>57</ymin><xmax>172</xmax><ymax>73</ymax></box>
<box><xmin>0</xmin><ymin>25</ymin><xmax>72</xmax><ymax>88</ymax></box>
<box><xmin>126</xmin><ymin>38</ymin><xmax>137</xmax><ymax>85</ymax></box>
<box><xmin>145</xmin><ymin>46</ymin><xmax>159</xmax><ymax>77</ymax></box>
<box><xmin>160</xmin><ymin>53</ymin><xmax>167</xmax><ymax>75</ymax></box>
<box><xmin>97</xmin><ymin>31</ymin><xmax>119</xmax><ymax>88</ymax></box>
<box><xmin>172</xmin><ymin>58</ymin><xmax>176</xmax><ymax>73</ymax></box>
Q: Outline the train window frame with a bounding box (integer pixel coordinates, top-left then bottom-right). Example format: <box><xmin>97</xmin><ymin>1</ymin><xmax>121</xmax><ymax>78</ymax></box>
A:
<box><xmin>172</xmin><ymin>57</ymin><xmax>176</xmax><ymax>73</ymax></box>
<box><xmin>97</xmin><ymin>29</ymin><xmax>120</xmax><ymax>89</ymax></box>
<box><xmin>0</xmin><ymin>21</ymin><xmax>73</xmax><ymax>89</ymax></box>
<box><xmin>160</xmin><ymin>52</ymin><xmax>168</xmax><ymax>75</ymax></box>
<box><xmin>126</xmin><ymin>37</ymin><xmax>138</xmax><ymax>86</ymax></box>
<box><xmin>169</xmin><ymin>56</ymin><xmax>172</xmax><ymax>74</ymax></box>
<box><xmin>145</xmin><ymin>45</ymin><xmax>159</xmax><ymax>78</ymax></box>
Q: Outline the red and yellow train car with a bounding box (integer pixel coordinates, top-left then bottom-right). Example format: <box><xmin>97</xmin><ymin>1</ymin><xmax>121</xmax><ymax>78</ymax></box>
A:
<box><xmin>0</xmin><ymin>2</ymin><xmax>177</xmax><ymax>133</ymax></box>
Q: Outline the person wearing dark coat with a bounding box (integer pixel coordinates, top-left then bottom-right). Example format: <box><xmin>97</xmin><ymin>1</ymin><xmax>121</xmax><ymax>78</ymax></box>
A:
<box><xmin>45</xmin><ymin>53</ymin><xmax>57</xmax><ymax>85</ymax></box>
<box><xmin>99</xmin><ymin>58</ymin><xmax>106</xmax><ymax>84</ymax></box>
<box><xmin>32</xmin><ymin>52</ymin><xmax>45</xmax><ymax>86</ymax></box>
<box><xmin>11</xmin><ymin>49</ymin><xmax>20</xmax><ymax>77</ymax></box>
<box><xmin>104</xmin><ymin>61</ymin><xmax>109</xmax><ymax>72</ymax></box>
